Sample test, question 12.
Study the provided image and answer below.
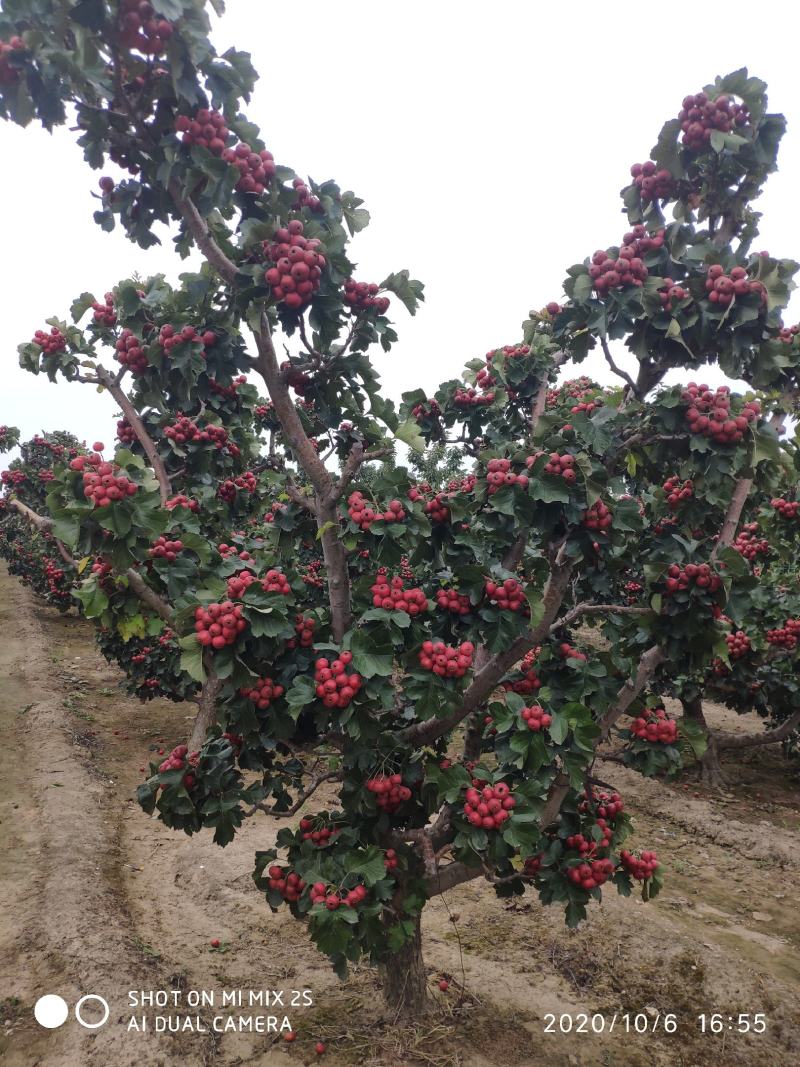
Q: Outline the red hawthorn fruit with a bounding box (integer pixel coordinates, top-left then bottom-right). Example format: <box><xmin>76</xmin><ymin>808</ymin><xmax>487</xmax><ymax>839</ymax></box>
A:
<box><xmin>418</xmin><ymin>640</ymin><xmax>474</xmax><ymax>678</ymax></box>
<box><xmin>314</xmin><ymin>651</ymin><xmax>360</xmax><ymax>709</ymax></box>
<box><xmin>263</xmin><ymin>221</ymin><xmax>325</xmax><ymax>310</ymax></box>
<box><xmin>463</xmin><ymin>781</ymin><xmax>515</xmax><ymax>830</ymax></box>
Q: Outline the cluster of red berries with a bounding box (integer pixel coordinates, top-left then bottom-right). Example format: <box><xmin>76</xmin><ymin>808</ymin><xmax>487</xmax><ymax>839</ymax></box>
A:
<box><xmin>682</xmin><ymin>383</ymin><xmax>760</xmax><ymax>445</ymax></box>
<box><xmin>370</xmin><ymin>570</ymin><xmax>429</xmax><ymax>615</ymax></box>
<box><xmin>463</xmin><ymin>782</ymin><xmax>515</xmax><ymax>830</ymax></box>
<box><xmin>771</xmin><ymin>496</ymin><xmax>800</xmax><ymax>520</ymax></box>
<box><xmin>44</xmin><ymin>560</ymin><xmax>67</xmax><ymax>597</ymax></box>
<box><xmin>164</xmin><ymin>415</ymin><xmax>229</xmax><ymax>449</ymax></box>
<box><xmin>704</xmin><ymin>264</ymin><xmax>765</xmax><ymax>307</ymax></box>
<box><xmin>475</xmin><ymin>366</ymin><xmax>496</xmax><ymax>393</ymax></box>
<box><xmin>487</xmin><ymin>343</ymin><xmax>530</xmax><ymax>361</ymax></box>
<box><xmin>663</xmin><ymin>475</ymin><xmax>694</xmax><ymax>508</ymax></box>
<box><xmin>91</xmin><ymin>559</ymin><xmax>114</xmax><ymax>584</ymax></box>
<box><xmin>726</xmin><ymin>630</ymin><xmax>752</xmax><ymax>659</ymax></box>
<box><xmin>503</xmin><ymin>648</ymin><xmax>542</xmax><ymax>695</ymax></box>
<box><xmin>620</xmin><ymin>849</ymin><xmax>660</xmax><ymax>881</ymax></box>
<box><xmin>32</xmin><ymin>326</ymin><xmax>67</xmax><ymax>356</ymax></box>
<box><xmin>520</xmin><ymin>703</ymin><xmax>552</xmax><ymax>732</ymax></box>
<box><xmin>629</xmin><ymin>160</ymin><xmax>674</xmax><ymax>202</ymax></box>
<box><xmin>570</xmin><ymin>395</ymin><xmax>603</xmax><ymax>416</ymax></box>
<box><xmin>175</xmin><ymin>108</ymin><xmax>230</xmax><ymax>155</ymax></box>
<box><xmin>630</xmin><ymin>707</ymin><xmax>678</xmax><ymax>744</ymax></box>
<box><xmin>299</xmin><ymin>818</ymin><xmax>340</xmax><ymax>847</ymax></box>
<box><xmin>219</xmin><ymin>471</ymin><xmax>257</xmax><ymax>503</ymax></box>
<box><xmin>118</xmin><ymin>0</ymin><xmax>173</xmax><ymax>55</ymax></box>
<box><xmin>287</xmin><ymin>614</ymin><xmax>315</xmax><ymax>649</ymax></box>
<box><xmin>301</xmin><ymin>559</ymin><xmax>324</xmax><ymax>588</ymax></box>
<box><xmin>209</xmin><ymin>375</ymin><xmax>247</xmax><ymax>400</ymax></box>
<box><xmin>219</xmin><ymin>543</ymin><xmax>252</xmax><ymax>560</ymax></box>
<box><xmin>195</xmin><ymin>601</ymin><xmax>247</xmax><ymax>648</ymax></box>
<box><xmin>537</xmin><ymin>452</ymin><xmax>577</xmax><ymax>483</ymax></box>
<box><xmin>662</xmin><ymin>561</ymin><xmax>722</xmax><ymax>596</ymax></box>
<box><xmin>410</xmin><ymin>400</ymin><xmax>442</xmax><ymax>427</ymax></box>
<box><xmin>583</xmin><ymin>500</ymin><xmax>612</xmax><ymax>532</ymax></box>
<box><xmin>291</xmin><ymin>176</ymin><xmax>323</xmax><ymax>212</ymax></box>
<box><xmin>115</xmin><ymin>328</ymin><xmax>148</xmax><ymax>374</ymax></box>
<box><xmin>678</xmin><ymin>91</ymin><xmax>749</xmax><ymax>150</ymax></box>
<box><xmin>116</xmin><ymin>418</ymin><xmax>136</xmax><ymax>446</ymax></box>
<box><xmin>454</xmin><ymin>385</ymin><xmax>494</xmax><ymax>407</ymax></box>
<box><xmin>309</xmin><ymin>880</ymin><xmax>368</xmax><ymax>911</ymax></box>
<box><xmin>240</xmin><ymin>675</ymin><xmax>284</xmax><ymax>709</ymax></box>
<box><xmin>263</xmin><ymin>222</ymin><xmax>326</xmax><ymax>310</ymax></box>
<box><xmin>261</xmin><ymin>568</ymin><xmax>291</xmax><ymax>596</ymax></box>
<box><xmin>0</xmin><ymin>469</ymin><xmax>26</xmax><ymax>486</ymax></box>
<box><xmin>567</xmin><ymin>857</ymin><xmax>615</xmax><ymax>891</ymax></box>
<box><xmin>156</xmin><ymin>744</ymin><xmax>196</xmax><ymax>790</ymax></box>
<box><xmin>225</xmin><ymin>142</ymin><xmax>277</xmax><ymax>195</ymax></box>
<box><xmin>0</xmin><ymin>36</ymin><xmax>23</xmax><ymax>86</ymax></box>
<box><xmin>485</xmin><ymin>576</ymin><xmax>527</xmax><ymax>612</ymax></box>
<box><xmin>165</xmin><ymin>493</ymin><xmax>199</xmax><ymax>512</ymax></box>
<box><xmin>347</xmin><ymin>490</ymin><xmax>406</xmax><ymax>530</ymax></box>
<box><xmin>343</xmin><ymin>279</ymin><xmax>390</xmax><ymax>314</ymax></box>
<box><xmin>766</xmin><ymin>618</ymin><xmax>800</xmax><ymax>650</ymax></box>
<box><xmin>91</xmin><ymin>292</ymin><xmax>117</xmax><ymax>326</ymax></box>
<box><xmin>485</xmin><ymin>458</ymin><xmax>529</xmax><ymax>495</ymax></box>
<box><xmin>546</xmin><ymin>377</ymin><xmax>597</xmax><ymax>409</ymax></box>
<box><xmin>314</xmin><ymin>652</ymin><xmax>361</xmax><ymax>709</ymax></box>
<box><xmin>733</xmin><ymin>523</ymin><xmax>770</xmax><ymax>560</ymax></box>
<box><xmin>225</xmin><ymin>571</ymin><xmax>255</xmax><ymax>599</ymax></box>
<box><xmin>263</xmin><ymin>500</ymin><xmax>286</xmax><ymax>524</ymax></box>
<box><xmin>384</xmin><ymin>848</ymin><xmax>399</xmax><ymax>871</ymax></box>
<box><xmin>658</xmin><ymin>278</ymin><xmax>691</xmax><ymax>312</ymax></box>
<box><xmin>624</xmin><ymin>580</ymin><xmax>644</xmax><ymax>604</ymax></box>
<box><xmin>148</xmin><ymin>536</ymin><xmax>184</xmax><ymax>561</ymax></box>
<box><xmin>580</xmin><ymin>787</ymin><xmax>625</xmax><ymax>823</ymax></box>
<box><xmin>158</xmin><ymin>323</ymin><xmax>217</xmax><ymax>354</ymax></box>
<box><xmin>435</xmin><ymin>588</ymin><xmax>472</xmax><ymax>615</ymax></box>
<box><xmin>418</xmin><ymin>640</ymin><xmax>474</xmax><ymax>678</ymax></box>
<box><xmin>589</xmin><ymin>227</ymin><xmax>664</xmax><ymax>295</ymax></box>
<box><xmin>266</xmin><ymin>866</ymin><xmax>306</xmax><ymax>904</ymax></box>
<box><xmin>557</xmin><ymin>642</ymin><xmax>587</xmax><ymax>662</ymax></box>
<box><xmin>74</xmin><ymin>456</ymin><xmax>138</xmax><ymax>508</ymax></box>
<box><xmin>778</xmin><ymin>323</ymin><xmax>800</xmax><ymax>344</ymax></box>
<box><xmin>366</xmin><ymin>773</ymin><xmax>413</xmax><ymax>813</ymax></box>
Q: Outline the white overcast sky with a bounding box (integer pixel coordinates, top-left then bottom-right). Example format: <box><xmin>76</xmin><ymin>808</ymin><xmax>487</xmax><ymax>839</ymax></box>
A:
<box><xmin>2</xmin><ymin>0</ymin><xmax>799</xmax><ymax>454</ymax></box>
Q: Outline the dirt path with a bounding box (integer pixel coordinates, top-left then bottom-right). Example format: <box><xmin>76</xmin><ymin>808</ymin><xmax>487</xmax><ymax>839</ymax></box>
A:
<box><xmin>1</xmin><ymin>563</ymin><xmax>799</xmax><ymax>1067</ymax></box>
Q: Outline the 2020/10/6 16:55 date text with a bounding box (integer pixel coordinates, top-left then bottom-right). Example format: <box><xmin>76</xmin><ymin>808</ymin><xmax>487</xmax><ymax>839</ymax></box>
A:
<box><xmin>543</xmin><ymin>1012</ymin><xmax>767</xmax><ymax>1035</ymax></box>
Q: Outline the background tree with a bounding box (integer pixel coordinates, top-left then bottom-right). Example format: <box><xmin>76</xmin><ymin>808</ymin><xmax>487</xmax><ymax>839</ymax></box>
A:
<box><xmin>2</xmin><ymin>1</ymin><xmax>800</xmax><ymax>1015</ymax></box>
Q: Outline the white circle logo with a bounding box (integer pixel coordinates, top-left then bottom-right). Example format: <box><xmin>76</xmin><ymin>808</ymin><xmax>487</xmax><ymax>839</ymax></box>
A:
<box><xmin>34</xmin><ymin>995</ymin><xmax>69</xmax><ymax>1029</ymax></box>
<box><xmin>75</xmin><ymin>995</ymin><xmax>110</xmax><ymax>1029</ymax></box>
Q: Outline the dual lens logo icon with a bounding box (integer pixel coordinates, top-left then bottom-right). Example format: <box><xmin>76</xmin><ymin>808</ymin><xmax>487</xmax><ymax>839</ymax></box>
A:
<box><xmin>34</xmin><ymin>994</ymin><xmax>109</xmax><ymax>1029</ymax></box>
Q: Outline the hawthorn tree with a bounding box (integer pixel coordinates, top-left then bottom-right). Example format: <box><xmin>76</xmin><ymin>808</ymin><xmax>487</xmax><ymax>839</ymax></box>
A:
<box><xmin>2</xmin><ymin>0</ymin><xmax>800</xmax><ymax>1016</ymax></box>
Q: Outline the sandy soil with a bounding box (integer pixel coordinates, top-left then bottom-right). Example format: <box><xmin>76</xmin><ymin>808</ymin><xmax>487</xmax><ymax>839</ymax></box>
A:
<box><xmin>1</xmin><ymin>561</ymin><xmax>799</xmax><ymax>1067</ymax></box>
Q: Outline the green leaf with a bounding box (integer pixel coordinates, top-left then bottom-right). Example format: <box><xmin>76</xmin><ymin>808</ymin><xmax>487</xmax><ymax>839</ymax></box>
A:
<box><xmin>395</xmin><ymin>419</ymin><xmax>426</xmax><ymax>453</ymax></box>
<box><xmin>178</xmin><ymin>635</ymin><xmax>206</xmax><ymax>683</ymax></box>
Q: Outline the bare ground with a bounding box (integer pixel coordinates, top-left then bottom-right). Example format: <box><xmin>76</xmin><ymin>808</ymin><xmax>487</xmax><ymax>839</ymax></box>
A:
<box><xmin>1</xmin><ymin>562</ymin><xmax>799</xmax><ymax>1067</ymax></box>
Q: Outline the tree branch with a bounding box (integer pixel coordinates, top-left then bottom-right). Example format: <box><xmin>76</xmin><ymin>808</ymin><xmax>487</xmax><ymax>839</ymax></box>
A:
<box><xmin>424</xmin><ymin>861</ymin><xmax>482</xmax><ymax>897</ymax></box>
<box><xmin>600</xmin><ymin>337</ymin><xmax>638</xmax><ymax>395</ymax></box>
<box><xmin>334</xmin><ymin>444</ymin><xmax>391</xmax><ymax>502</ymax></box>
<box><xmin>550</xmin><ymin>602</ymin><xmax>650</xmax><ymax>632</ymax></box>
<box><xmin>8</xmin><ymin>498</ymin><xmax>174</xmax><ymax>624</ymax></box>
<box><xmin>598</xmin><ymin>644</ymin><xmax>666</xmax><ymax>739</ymax></box>
<box><xmin>404</xmin><ymin>555</ymin><xmax>575</xmax><ymax>748</ymax></box>
<box><xmin>713</xmin><ymin>707</ymin><xmax>800</xmax><ymax>751</ymax></box>
<box><xmin>713</xmin><ymin>406</ymin><xmax>789</xmax><ymax>557</ymax></box>
<box><xmin>167</xmin><ymin>179</ymin><xmax>239</xmax><ymax>285</ymax></box>
<box><xmin>125</xmin><ymin>567</ymin><xmax>174</xmax><ymax>623</ymax></box>
<box><xmin>243</xmin><ymin>770</ymin><xmax>343</xmax><ymax>819</ymax></box>
<box><xmin>95</xmin><ymin>366</ymin><xmax>172</xmax><ymax>505</ymax></box>
<box><xmin>188</xmin><ymin>661</ymin><xmax>221</xmax><ymax>752</ymax></box>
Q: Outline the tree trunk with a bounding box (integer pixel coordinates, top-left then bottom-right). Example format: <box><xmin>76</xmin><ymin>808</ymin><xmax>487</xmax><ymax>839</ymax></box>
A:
<box><xmin>681</xmin><ymin>695</ymin><xmax>725</xmax><ymax>788</ymax></box>
<box><xmin>380</xmin><ymin>912</ymin><xmax>429</xmax><ymax>1017</ymax></box>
